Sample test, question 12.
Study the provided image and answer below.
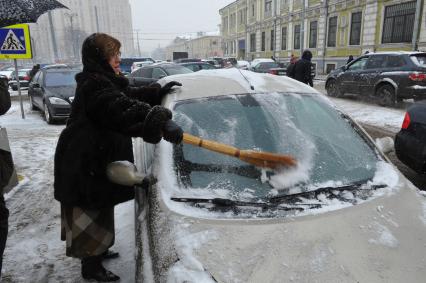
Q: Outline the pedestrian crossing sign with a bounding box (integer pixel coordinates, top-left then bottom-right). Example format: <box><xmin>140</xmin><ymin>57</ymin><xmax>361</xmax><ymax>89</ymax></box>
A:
<box><xmin>0</xmin><ymin>24</ymin><xmax>32</xmax><ymax>59</ymax></box>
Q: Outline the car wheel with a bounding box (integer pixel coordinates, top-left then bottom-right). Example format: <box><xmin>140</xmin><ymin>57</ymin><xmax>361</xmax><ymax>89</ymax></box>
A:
<box><xmin>376</xmin><ymin>84</ymin><xmax>396</xmax><ymax>107</ymax></box>
<box><xmin>43</xmin><ymin>102</ymin><xmax>53</xmax><ymax>124</ymax></box>
<box><xmin>326</xmin><ymin>79</ymin><xmax>342</xmax><ymax>98</ymax></box>
<box><xmin>29</xmin><ymin>95</ymin><xmax>37</xmax><ymax>110</ymax></box>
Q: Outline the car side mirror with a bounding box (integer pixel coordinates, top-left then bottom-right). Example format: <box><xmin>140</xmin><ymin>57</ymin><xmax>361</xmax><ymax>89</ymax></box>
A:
<box><xmin>106</xmin><ymin>161</ymin><xmax>145</xmax><ymax>186</ymax></box>
<box><xmin>375</xmin><ymin>137</ymin><xmax>394</xmax><ymax>154</ymax></box>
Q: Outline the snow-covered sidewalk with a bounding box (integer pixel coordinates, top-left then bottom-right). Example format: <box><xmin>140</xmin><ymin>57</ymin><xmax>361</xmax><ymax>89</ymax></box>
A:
<box><xmin>0</xmin><ymin>101</ymin><xmax>135</xmax><ymax>282</ymax></box>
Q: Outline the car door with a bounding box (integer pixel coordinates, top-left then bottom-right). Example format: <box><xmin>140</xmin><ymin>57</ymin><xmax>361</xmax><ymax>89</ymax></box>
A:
<box><xmin>358</xmin><ymin>55</ymin><xmax>387</xmax><ymax>95</ymax></box>
<box><xmin>32</xmin><ymin>71</ymin><xmax>45</xmax><ymax>108</ymax></box>
<box><xmin>337</xmin><ymin>57</ymin><xmax>369</xmax><ymax>94</ymax></box>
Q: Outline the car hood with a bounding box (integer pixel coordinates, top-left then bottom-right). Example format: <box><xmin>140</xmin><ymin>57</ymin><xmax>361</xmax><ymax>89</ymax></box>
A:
<box><xmin>161</xmin><ymin>184</ymin><xmax>426</xmax><ymax>282</ymax></box>
<box><xmin>44</xmin><ymin>86</ymin><xmax>76</xmax><ymax>99</ymax></box>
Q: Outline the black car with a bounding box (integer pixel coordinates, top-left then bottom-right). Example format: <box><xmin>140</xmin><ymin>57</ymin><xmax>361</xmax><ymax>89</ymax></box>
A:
<box><xmin>395</xmin><ymin>101</ymin><xmax>426</xmax><ymax>174</ymax></box>
<box><xmin>128</xmin><ymin>63</ymin><xmax>193</xmax><ymax>87</ymax></box>
<box><xmin>325</xmin><ymin>52</ymin><xmax>426</xmax><ymax>106</ymax></box>
<box><xmin>28</xmin><ymin>66</ymin><xmax>79</xmax><ymax>124</ymax></box>
<box><xmin>9</xmin><ymin>68</ymin><xmax>31</xmax><ymax>90</ymax></box>
<box><xmin>251</xmin><ymin>62</ymin><xmax>287</xmax><ymax>75</ymax></box>
<box><xmin>178</xmin><ymin>62</ymin><xmax>217</xmax><ymax>72</ymax></box>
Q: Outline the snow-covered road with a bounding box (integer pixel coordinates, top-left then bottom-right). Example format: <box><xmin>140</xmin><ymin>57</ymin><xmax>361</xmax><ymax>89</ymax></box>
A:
<box><xmin>0</xmin><ymin>90</ymin><xmax>407</xmax><ymax>282</ymax></box>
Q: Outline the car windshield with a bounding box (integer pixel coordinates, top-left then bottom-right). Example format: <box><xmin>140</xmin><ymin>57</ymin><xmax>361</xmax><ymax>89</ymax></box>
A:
<box><xmin>164</xmin><ymin>65</ymin><xmax>193</xmax><ymax>75</ymax></box>
<box><xmin>410</xmin><ymin>54</ymin><xmax>426</xmax><ymax>66</ymax></box>
<box><xmin>258</xmin><ymin>62</ymin><xmax>279</xmax><ymax>69</ymax></box>
<box><xmin>172</xmin><ymin>93</ymin><xmax>379</xmax><ymax>200</ymax></box>
<box><xmin>45</xmin><ymin>71</ymin><xmax>78</xmax><ymax>87</ymax></box>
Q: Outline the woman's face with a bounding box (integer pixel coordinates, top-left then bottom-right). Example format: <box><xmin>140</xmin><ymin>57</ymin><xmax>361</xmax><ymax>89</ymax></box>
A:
<box><xmin>108</xmin><ymin>51</ymin><xmax>121</xmax><ymax>74</ymax></box>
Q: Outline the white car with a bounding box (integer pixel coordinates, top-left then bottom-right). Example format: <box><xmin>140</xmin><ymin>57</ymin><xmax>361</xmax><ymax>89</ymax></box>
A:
<box><xmin>131</xmin><ymin>58</ymin><xmax>155</xmax><ymax>73</ymax></box>
<box><xmin>126</xmin><ymin>69</ymin><xmax>426</xmax><ymax>282</ymax></box>
<box><xmin>236</xmin><ymin>60</ymin><xmax>250</xmax><ymax>70</ymax></box>
<box><xmin>250</xmin><ymin>58</ymin><xmax>275</xmax><ymax>69</ymax></box>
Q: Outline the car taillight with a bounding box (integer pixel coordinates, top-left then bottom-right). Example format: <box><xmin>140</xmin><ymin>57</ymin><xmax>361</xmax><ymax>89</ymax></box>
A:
<box><xmin>269</xmin><ymin>70</ymin><xmax>278</xmax><ymax>75</ymax></box>
<box><xmin>24</xmin><ymin>75</ymin><xmax>30</xmax><ymax>81</ymax></box>
<box><xmin>409</xmin><ymin>72</ymin><xmax>426</xmax><ymax>81</ymax></box>
<box><xmin>401</xmin><ymin>112</ymin><xmax>411</xmax><ymax>129</ymax></box>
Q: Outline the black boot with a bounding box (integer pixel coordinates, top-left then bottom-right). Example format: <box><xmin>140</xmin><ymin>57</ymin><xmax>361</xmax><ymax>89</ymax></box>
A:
<box><xmin>81</xmin><ymin>256</ymin><xmax>120</xmax><ymax>282</ymax></box>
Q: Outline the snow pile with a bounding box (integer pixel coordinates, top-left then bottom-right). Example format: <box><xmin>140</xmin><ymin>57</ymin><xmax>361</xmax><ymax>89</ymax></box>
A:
<box><xmin>368</xmin><ymin>222</ymin><xmax>399</xmax><ymax>248</ymax></box>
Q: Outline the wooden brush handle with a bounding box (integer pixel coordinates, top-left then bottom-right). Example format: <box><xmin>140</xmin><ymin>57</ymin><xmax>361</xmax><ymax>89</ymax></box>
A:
<box><xmin>183</xmin><ymin>133</ymin><xmax>241</xmax><ymax>158</ymax></box>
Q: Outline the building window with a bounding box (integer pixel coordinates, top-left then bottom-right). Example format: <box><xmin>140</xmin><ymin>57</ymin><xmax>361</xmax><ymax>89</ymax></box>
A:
<box><xmin>349</xmin><ymin>12</ymin><xmax>362</xmax><ymax>45</ymax></box>
<box><xmin>270</xmin><ymin>29</ymin><xmax>275</xmax><ymax>50</ymax></box>
<box><xmin>294</xmin><ymin>24</ymin><xmax>301</xmax><ymax>50</ymax></box>
<box><xmin>252</xmin><ymin>4</ymin><xmax>255</xmax><ymax>17</ymax></box>
<box><xmin>250</xmin><ymin>33</ymin><xmax>256</xmax><ymax>52</ymax></box>
<box><xmin>309</xmin><ymin>21</ymin><xmax>317</xmax><ymax>48</ymax></box>
<box><xmin>281</xmin><ymin>27</ymin><xmax>287</xmax><ymax>50</ymax></box>
<box><xmin>281</xmin><ymin>0</ymin><xmax>288</xmax><ymax>10</ymax></box>
<box><xmin>223</xmin><ymin>16</ymin><xmax>228</xmax><ymax>32</ymax></box>
<box><xmin>327</xmin><ymin>16</ymin><xmax>337</xmax><ymax>47</ymax></box>
<box><xmin>261</xmin><ymin>31</ymin><xmax>266</xmax><ymax>51</ymax></box>
<box><xmin>382</xmin><ymin>1</ymin><xmax>416</xmax><ymax>43</ymax></box>
<box><xmin>265</xmin><ymin>0</ymin><xmax>272</xmax><ymax>13</ymax></box>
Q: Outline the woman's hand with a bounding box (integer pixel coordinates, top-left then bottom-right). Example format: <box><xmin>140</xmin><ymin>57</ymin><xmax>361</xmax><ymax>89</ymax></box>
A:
<box><xmin>162</xmin><ymin>120</ymin><xmax>183</xmax><ymax>144</ymax></box>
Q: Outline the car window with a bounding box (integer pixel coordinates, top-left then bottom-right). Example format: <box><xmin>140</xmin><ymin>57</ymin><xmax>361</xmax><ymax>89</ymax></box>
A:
<box><xmin>258</xmin><ymin>62</ymin><xmax>279</xmax><ymax>70</ymax></box>
<box><xmin>410</xmin><ymin>54</ymin><xmax>426</xmax><ymax>66</ymax></box>
<box><xmin>139</xmin><ymin>68</ymin><xmax>153</xmax><ymax>78</ymax></box>
<box><xmin>33</xmin><ymin>71</ymin><xmax>41</xmax><ymax>83</ymax></box>
<box><xmin>201</xmin><ymin>64</ymin><xmax>214</xmax><ymax>70</ymax></box>
<box><xmin>152</xmin><ymin>68</ymin><xmax>167</xmax><ymax>79</ymax></box>
<box><xmin>38</xmin><ymin>71</ymin><xmax>44</xmax><ymax>84</ymax></box>
<box><xmin>173</xmin><ymin>93</ymin><xmax>379</xmax><ymax>199</ymax></box>
<box><xmin>365</xmin><ymin>55</ymin><xmax>387</xmax><ymax>69</ymax></box>
<box><xmin>385</xmin><ymin>55</ymin><xmax>406</xmax><ymax>68</ymax></box>
<box><xmin>186</xmin><ymin>64</ymin><xmax>199</xmax><ymax>71</ymax></box>
<box><xmin>164</xmin><ymin>65</ymin><xmax>193</xmax><ymax>75</ymax></box>
<box><xmin>45</xmin><ymin>71</ymin><xmax>78</xmax><ymax>87</ymax></box>
<box><xmin>347</xmin><ymin>57</ymin><xmax>369</xmax><ymax>71</ymax></box>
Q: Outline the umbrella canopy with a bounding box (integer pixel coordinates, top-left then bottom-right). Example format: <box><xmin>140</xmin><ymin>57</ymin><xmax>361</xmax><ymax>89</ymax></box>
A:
<box><xmin>0</xmin><ymin>0</ymin><xmax>68</xmax><ymax>28</ymax></box>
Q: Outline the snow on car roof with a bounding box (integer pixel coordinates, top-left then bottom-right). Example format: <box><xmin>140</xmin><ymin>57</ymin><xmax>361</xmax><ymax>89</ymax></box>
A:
<box><xmin>161</xmin><ymin>68</ymin><xmax>316</xmax><ymax>102</ymax></box>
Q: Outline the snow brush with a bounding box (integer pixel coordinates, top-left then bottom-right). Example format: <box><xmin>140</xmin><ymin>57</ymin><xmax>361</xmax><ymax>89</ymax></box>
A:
<box><xmin>182</xmin><ymin>133</ymin><xmax>297</xmax><ymax>169</ymax></box>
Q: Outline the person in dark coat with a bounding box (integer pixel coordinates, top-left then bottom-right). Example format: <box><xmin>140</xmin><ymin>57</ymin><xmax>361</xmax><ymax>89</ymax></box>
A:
<box><xmin>346</xmin><ymin>55</ymin><xmax>354</xmax><ymax>65</ymax></box>
<box><xmin>286</xmin><ymin>54</ymin><xmax>298</xmax><ymax>78</ymax></box>
<box><xmin>292</xmin><ymin>50</ymin><xmax>314</xmax><ymax>86</ymax></box>
<box><xmin>29</xmin><ymin>64</ymin><xmax>40</xmax><ymax>82</ymax></box>
<box><xmin>54</xmin><ymin>33</ymin><xmax>183</xmax><ymax>282</ymax></box>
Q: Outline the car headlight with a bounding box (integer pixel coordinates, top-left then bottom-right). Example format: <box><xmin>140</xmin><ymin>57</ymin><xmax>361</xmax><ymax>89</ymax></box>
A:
<box><xmin>48</xmin><ymin>97</ymin><xmax>69</xmax><ymax>105</ymax></box>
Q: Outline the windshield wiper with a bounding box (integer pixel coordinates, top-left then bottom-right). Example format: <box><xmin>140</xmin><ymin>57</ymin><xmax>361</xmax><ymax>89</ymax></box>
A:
<box><xmin>269</xmin><ymin>181</ymin><xmax>387</xmax><ymax>203</ymax></box>
<box><xmin>171</xmin><ymin>197</ymin><xmax>313</xmax><ymax>211</ymax></box>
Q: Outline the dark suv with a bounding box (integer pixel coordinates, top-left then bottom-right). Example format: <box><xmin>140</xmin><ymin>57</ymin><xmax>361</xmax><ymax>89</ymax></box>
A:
<box><xmin>325</xmin><ymin>52</ymin><xmax>426</xmax><ymax>106</ymax></box>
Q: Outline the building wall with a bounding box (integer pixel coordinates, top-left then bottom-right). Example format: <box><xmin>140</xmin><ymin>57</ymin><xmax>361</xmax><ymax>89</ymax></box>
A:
<box><xmin>220</xmin><ymin>0</ymin><xmax>426</xmax><ymax>74</ymax></box>
<box><xmin>165</xmin><ymin>36</ymin><xmax>223</xmax><ymax>61</ymax></box>
<box><xmin>28</xmin><ymin>0</ymin><xmax>135</xmax><ymax>64</ymax></box>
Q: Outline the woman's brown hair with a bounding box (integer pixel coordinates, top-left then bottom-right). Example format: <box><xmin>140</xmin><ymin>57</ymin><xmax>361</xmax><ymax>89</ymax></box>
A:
<box><xmin>93</xmin><ymin>33</ymin><xmax>121</xmax><ymax>60</ymax></box>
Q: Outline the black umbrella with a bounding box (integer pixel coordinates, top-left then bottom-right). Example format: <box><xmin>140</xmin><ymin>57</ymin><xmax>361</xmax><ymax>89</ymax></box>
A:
<box><xmin>0</xmin><ymin>0</ymin><xmax>68</xmax><ymax>28</ymax></box>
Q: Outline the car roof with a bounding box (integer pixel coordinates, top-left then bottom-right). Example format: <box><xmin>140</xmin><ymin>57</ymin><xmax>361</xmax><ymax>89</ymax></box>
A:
<box><xmin>160</xmin><ymin>68</ymin><xmax>316</xmax><ymax>102</ymax></box>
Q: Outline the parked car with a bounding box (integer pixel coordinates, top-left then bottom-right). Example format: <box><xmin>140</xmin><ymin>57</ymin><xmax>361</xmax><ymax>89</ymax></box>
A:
<box><xmin>202</xmin><ymin>59</ymin><xmax>221</xmax><ymax>68</ymax></box>
<box><xmin>173</xmin><ymin>58</ymin><xmax>201</xmax><ymax>64</ymax></box>
<box><xmin>209</xmin><ymin>57</ymin><xmax>225</xmax><ymax>67</ymax></box>
<box><xmin>8</xmin><ymin>68</ymin><xmax>31</xmax><ymax>90</ymax></box>
<box><xmin>224</xmin><ymin>56</ymin><xmax>238</xmax><ymax>66</ymax></box>
<box><xmin>250</xmin><ymin>58</ymin><xmax>274</xmax><ymax>68</ymax></box>
<box><xmin>120</xmin><ymin>57</ymin><xmax>155</xmax><ymax>74</ymax></box>
<box><xmin>251</xmin><ymin>61</ymin><xmax>287</xmax><ymax>75</ymax></box>
<box><xmin>178</xmin><ymin>62</ymin><xmax>217</xmax><ymax>72</ymax></box>
<box><xmin>395</xmin><ymin>101</ymin><xmax>426</xmax><ymax>174</ymax></box>
<box><xmin>28</xmin><ymin>66</ymin><xmax>79</xmax><ymax>124</ymax></box>
<box><xmin>325</xmin><ymin>52</ymin><xmax>426</xmax><ymax>106</ymax></box>
<box><xmin>127</xmin><ymin>62</ymin><xmax>193</xmax><ymax>86</ymax></box>
<box><xmin>131</xmin><ymin>58</ymin><xmax>155</xmax><ymax>73</ymax></box>
<box><xmin>128</xmin><ymin>69</ymin><xmax>426</xmax><ymax>282</ymax></box>
<box><xmin>236</xmin><ymin>60</ymin><xmax>250</xmax><ymax>70</ymax></box>
<box><xmin>0</xmin><ymin>70</ymin><xmax>13</xmax><ymax>81</ymax></box>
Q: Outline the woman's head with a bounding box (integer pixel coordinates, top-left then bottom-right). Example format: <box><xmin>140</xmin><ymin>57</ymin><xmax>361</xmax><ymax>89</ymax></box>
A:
<box><xmin>81</xmin><ymin>33</ymin><xmax>122</xmax><ymax>74</ymax></box>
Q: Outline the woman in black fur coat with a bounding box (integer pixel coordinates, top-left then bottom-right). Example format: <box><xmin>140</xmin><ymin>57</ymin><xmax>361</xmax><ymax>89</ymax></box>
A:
<box><xmin>54</xmin><ymin>33</ymin><xmax>183</xmax><ymax>282</ymax></box>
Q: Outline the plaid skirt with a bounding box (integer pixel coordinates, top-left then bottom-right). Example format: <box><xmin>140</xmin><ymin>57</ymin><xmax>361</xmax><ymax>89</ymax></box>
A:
<box><xmin>61</xmin><ymin>205</ymin><xmax>115</xmax><ymax>258</ymax></box>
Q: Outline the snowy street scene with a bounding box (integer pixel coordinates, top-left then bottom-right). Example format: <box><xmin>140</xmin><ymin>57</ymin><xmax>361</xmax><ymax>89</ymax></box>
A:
<box><xmin>1</xmin><ymin>0</ymin><xmax>426</xmax><ymax>282</ymax></box>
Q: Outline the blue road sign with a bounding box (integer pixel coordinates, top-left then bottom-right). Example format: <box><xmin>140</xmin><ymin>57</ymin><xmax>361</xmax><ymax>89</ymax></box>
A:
<box><xmin>0</xmin><ymin>24</ymin><xmax>32</xmax><ymax>59</ymax></box>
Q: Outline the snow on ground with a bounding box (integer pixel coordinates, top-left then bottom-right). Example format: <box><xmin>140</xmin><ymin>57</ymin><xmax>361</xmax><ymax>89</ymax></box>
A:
<box><xmin>0</xmin><ymin>100</ymin><xmax>135</xmax><ymax>282</ymax></box>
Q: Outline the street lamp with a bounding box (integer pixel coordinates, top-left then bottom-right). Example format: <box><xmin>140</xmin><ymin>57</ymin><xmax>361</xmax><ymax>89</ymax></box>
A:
<box><xmin>64</xmin><ymin>12</ymin><xmax>78</xmax><ymax>61</ymax></box>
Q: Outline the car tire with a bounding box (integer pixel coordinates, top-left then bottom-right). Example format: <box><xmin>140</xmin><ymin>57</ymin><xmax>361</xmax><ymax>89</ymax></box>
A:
<box><xmin>376</xmin><ymin>84</ymin><xmax>396</xmax><ymax>107</ymax></box>
<box><xmin>43</xmin><ymin>102</ymin><xmax>53</xmax><ymax>124</ymax></box>
<box><xmin>326</xmin><ymin>79</ymin><xmax>342</xmax><ymax>98</ymax></box>
<box><xmin>29</xmin><ymin>95</ymin><xmax>37</xmax><ymax>110</ymax></box>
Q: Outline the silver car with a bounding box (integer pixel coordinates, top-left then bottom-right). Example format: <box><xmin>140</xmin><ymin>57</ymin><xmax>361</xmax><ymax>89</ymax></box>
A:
<box><xmin>129</xmin><ymin>69</ymin><xmax>426</xmax><ymax>282</ymax></box>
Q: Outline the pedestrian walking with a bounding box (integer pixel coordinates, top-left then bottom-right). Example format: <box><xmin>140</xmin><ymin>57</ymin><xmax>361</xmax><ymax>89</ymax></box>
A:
<box><xmin>29</xmin><ymin>64</ymin><xmax>40</xmax><ymax>82</ymax></box>
<box><xmin>54</xmin><ymin>33</ymin><xmax>183</xmax><ymax>282</ymax></box>
<box><xmin>286</xmin><ymin>54</ymin><xmax>298</xmax><ymax>78</ymax></box>
<box><xmin>292</xmin><ymin>50</ymin><xmax>314</xmax><ymax>86</ymax></box>
<box><xmin>0</xmin><ymin>75</ymin><xmax>11</xmax><ymax>278</ymax></box>
<box><xmin>346</xmin><ymin>55</ymin><xmax>354</xmax><ymax>65</ymax></box>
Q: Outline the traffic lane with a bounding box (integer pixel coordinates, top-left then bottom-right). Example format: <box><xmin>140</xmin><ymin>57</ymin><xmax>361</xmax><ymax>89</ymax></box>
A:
<box><xmin>361</xmin><ymin>123</ymin><xmax>426</xmax><ymax>191</ymax></box>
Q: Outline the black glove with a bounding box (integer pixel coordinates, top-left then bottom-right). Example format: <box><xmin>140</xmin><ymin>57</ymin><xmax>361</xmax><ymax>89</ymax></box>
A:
<box><xmin>162</xmin><ymin>120</ymin><xmax>183</xmax><ymax>144</ymax></box>
<box><xmin>159</xmin><ymin>81</ymin><xmax>182</xmax><ymax>98</ymax></box>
